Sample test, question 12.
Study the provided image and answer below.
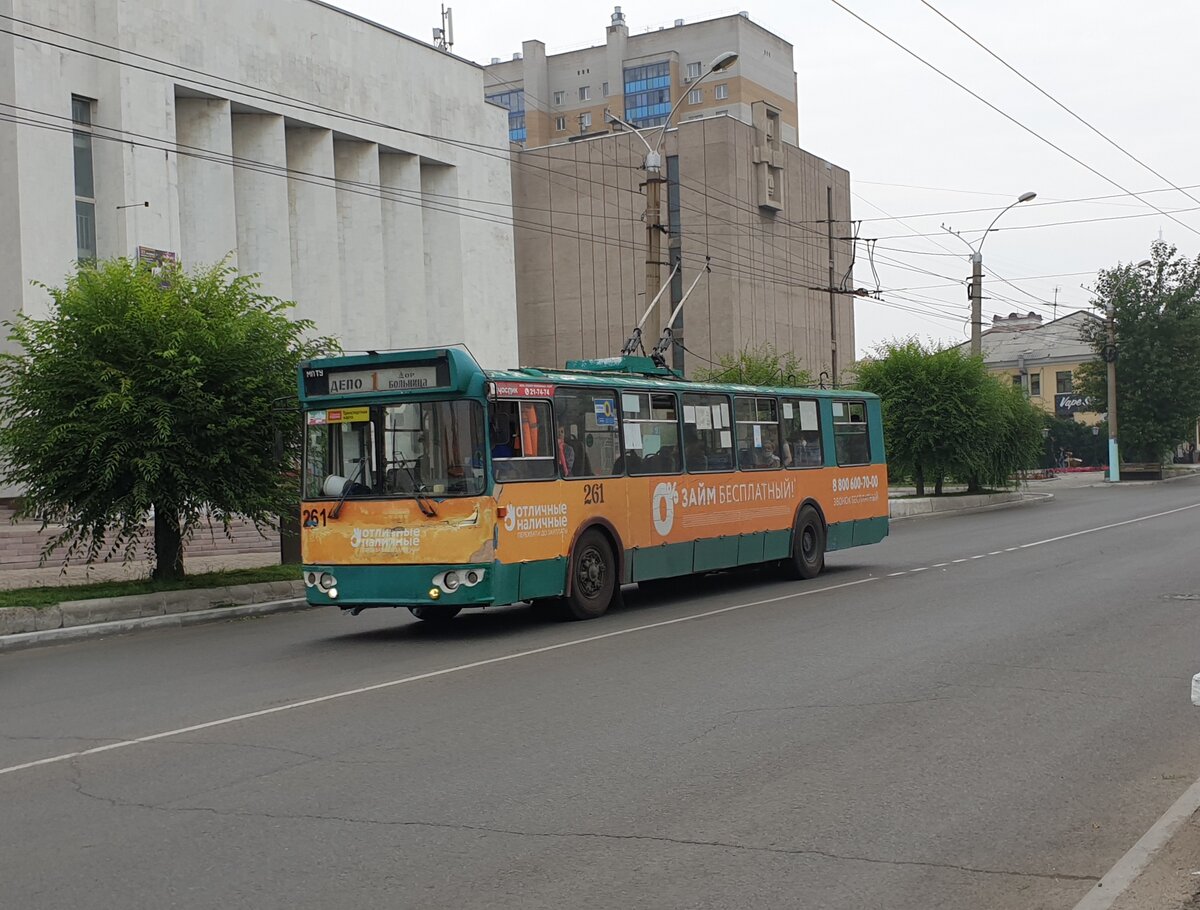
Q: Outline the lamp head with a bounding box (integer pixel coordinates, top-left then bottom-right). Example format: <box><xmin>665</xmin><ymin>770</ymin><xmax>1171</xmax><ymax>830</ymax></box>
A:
<box><xmin>1136</xmin><ymin>259</ymin><xmax>1152</xmax><ymax>268</ymax></box>
<box><xmin>709</xmin><ymin>51</ymin><xmax>738</xmax><ymax>73</ymax></box>
<box><xmin>1017</xmin><ymin>191</ymin><xmax>1037</xmax><ymax>203</ymax></box>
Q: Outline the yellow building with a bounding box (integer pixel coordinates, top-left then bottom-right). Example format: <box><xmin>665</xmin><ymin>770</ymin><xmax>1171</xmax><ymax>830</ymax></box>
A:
<box><xmin>961</xmin><ymin>310</ymin><xmax>1104</xmax><ymax>424</ymax></box>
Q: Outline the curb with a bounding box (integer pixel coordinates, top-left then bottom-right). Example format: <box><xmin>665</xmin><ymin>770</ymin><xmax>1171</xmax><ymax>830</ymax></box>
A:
<box><xmin>889</xmin><ymin>490</ymin><xmax>1050</xmax><ymax>521</ymax></box>
<box><xmin>0</xmin><ymin>596</ymin><xmax>315</xmax><ymax>653</ymax></box>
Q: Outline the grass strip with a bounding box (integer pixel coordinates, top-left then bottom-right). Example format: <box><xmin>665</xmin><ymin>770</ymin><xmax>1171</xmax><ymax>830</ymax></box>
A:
<box><xmin>0</xmin><ymin>564</ymin><xmax>300</xmax><ymax>609</ymax></box>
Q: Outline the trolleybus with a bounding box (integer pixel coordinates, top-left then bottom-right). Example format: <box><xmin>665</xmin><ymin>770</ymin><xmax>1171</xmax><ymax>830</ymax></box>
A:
<box><xmin>299</xmin><ymin>347</ymin><xmax>888</xmax><ymax>621</ymax></box>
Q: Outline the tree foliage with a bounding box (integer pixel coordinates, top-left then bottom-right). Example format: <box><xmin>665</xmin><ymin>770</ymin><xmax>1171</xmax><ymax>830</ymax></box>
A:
<box><xmin>0</xmin><ymin>259</ymin><xmax>336</xmax><ymax>578</ymax></box>
<box><xmin>693</xmin><ymin>343</ymin><xmax>814</xmax><ymax>388</ymax></box>
<box><xmin>855</xmin><ymin>340</ymin><xmax>1043</xmax><ymax>495</ymax></box>
<box><xmin>1077</xmin><ymin>241</ymin><xmax>1200</xmax><ymax>463</ymax></box>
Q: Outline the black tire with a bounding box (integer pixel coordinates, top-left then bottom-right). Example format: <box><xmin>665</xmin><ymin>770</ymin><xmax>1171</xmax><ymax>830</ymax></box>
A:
<box><xmin>563</xmin><ymin>529</ymin><xmax>618</xmax><ymax>620</ymax></box>
<box><xmin>408</xmin><ymin>605</ymin><xmax>462</xmax><ymax>623</ymax></box>
<box><xmin>785</xmin><ymin>505</ymin><xmax>825</xmax><ymax>580</ymax></box>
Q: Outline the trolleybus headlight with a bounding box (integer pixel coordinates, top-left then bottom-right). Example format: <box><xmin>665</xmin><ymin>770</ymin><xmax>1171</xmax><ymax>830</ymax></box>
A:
<box><xmin>305</xmin><ymin>572</ymin><xmax>318</xmax><ymax>587</ymax></box>
<box><xmin>319</xmin><ymin>572</ymin><xmax>337</xmax><ymax>591</ymax></box>
<box><xmin>466</xmin><ymin>570</ymin><xmax>480</xmax><ymax>585</ymax></box>
<box><xmin>443</xmin><ymin>571</ymin><xmax>461</xmax><ymax>591</ymax></box>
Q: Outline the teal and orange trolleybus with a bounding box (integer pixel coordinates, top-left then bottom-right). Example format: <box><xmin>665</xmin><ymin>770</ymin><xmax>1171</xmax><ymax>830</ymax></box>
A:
<box><xmin>299</xmin><ymin>347</ymin><xmax>887</xmax><ymax>621</ymax></box>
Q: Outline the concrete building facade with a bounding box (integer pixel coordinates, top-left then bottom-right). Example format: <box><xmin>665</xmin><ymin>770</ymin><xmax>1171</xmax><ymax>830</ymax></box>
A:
<box><xmin>509</xmin><ymin>111</ymin><xmax>855</xmax><ymax>379</ymax></box>
<box><xmin>0</xmin><ymin>0</ymin><xmax>519</xmax><ymax>367</ymax></box>
<box><xmin>484</xmin><ymin>8</ymin><xmax>799</xmax><ymax>149</ymax></box>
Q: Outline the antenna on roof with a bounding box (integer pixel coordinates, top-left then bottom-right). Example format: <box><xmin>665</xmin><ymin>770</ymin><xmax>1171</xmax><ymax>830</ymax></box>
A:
<box><xmin>620</xmin><ymin>260</ymin><xmax>680</xmax><ymax>356</ymax></box>
<box><xmin>434</xmin><ymin>5</ymin><xmax>453</xmax><ymax>51</ymax></box>
<box><xmin>650</xmin><ymin>257</ymin><xmax>711</xmax><ymax>368</ymax></box>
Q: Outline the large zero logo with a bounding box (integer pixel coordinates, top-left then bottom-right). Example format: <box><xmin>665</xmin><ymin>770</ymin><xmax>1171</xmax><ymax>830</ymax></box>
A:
<box><xmin>504</xmin><ymin>509</ymin><xmax>516</xmax><ymax>532</ymax></box>
<box><xmin>652</xmin><ymin>482</ymin><xmax>678</xmax><ymax>536</ymax></box>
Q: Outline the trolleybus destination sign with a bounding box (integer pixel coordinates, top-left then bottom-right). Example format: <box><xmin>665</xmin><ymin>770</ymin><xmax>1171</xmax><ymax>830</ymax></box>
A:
<box><xmin>303</xmin><ymin>359</ymin><xmax>449</xmax><ymax>397</ymax></box>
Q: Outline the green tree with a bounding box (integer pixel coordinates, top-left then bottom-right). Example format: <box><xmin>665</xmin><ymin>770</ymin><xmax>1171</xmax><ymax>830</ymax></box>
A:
<box><xmin>1077</xmin><ymin>241</ymin><xmax>1200</xmax><ymax>463</ymax></box>
<box><xmin>0</xmin><ymin>259</ymin><xmax>335</xmax><ymax>579</ymax></box>
<box><xmin>855</xmin><ymin>340</ymin><xmax>1042</xmax><ymax>495</ymax></box>
<box><xmin>694</xmin><ymin>343</ymin><xmax>814</xmax><ymax>388</ymax></box>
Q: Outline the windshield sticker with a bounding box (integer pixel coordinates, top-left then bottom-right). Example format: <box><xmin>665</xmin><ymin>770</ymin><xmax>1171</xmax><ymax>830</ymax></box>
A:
<box><xmin>327</xmin><ymin>407</ymin><xmax>370</xmax><ymax>424</ymax></box>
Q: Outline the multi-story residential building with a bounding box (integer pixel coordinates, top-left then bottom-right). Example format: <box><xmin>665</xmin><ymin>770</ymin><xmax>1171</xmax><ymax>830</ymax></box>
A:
<box><xmin>484</xmin><ymin>8</ymin><xmax>799</xmax><ymax>148</ymax></box>
<box><xmin>0</xmin><ymin>0</ymin><xmax>519</xmax><ymax>368</ymax></box>
<box><xmin>486</xmin><ymin>9</ymin><xmax>853</xmax><ymax>380</ymax></box>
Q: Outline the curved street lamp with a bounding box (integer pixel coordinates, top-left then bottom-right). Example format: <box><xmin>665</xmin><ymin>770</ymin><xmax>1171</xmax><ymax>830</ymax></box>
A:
<box><xmin>943</xmin><ymin>191</ymin><xmax>1037</xmax><ymax>355</ymax></box>
<box><xmin>605</xmin><ymin>51</ymin><xmax>738</xmax><ymax>335</ymax></box>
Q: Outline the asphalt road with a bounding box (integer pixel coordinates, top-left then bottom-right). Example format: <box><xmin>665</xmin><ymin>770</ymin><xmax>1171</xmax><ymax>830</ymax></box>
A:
<box><xmin>3</xmin><ymin>477</ymin><xmax>1200</xmax><ymax>909</ymax></box>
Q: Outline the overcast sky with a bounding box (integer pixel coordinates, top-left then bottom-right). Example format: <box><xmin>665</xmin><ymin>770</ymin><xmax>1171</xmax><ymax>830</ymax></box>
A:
<box><xmin>333</xmin><ymin>0</ymin><xmax>1200</xmax><ymax>358</ymax></box>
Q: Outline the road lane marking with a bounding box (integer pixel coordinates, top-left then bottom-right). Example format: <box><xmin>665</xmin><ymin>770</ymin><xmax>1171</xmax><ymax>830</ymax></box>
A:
<box><xmin>1072</xmin><ymin>776</ymin><xmax>1200</xmax><ymax>910</ymax></box>
<box><xmin>1020</xmin><ymin>501</ymin><xmax>1200</xmax><ymax>550</ymax></box>
<box><xmin>0</xmin><ymin>576</ymin><xmax>879</xmax><ymax>778</ymax></box>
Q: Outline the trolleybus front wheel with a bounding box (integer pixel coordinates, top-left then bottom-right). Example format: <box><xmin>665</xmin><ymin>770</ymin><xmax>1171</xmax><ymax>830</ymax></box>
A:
<box><xmin>563</xmin><ymin>529</ymin><xmax>618</xmax><ymax>620</ymax></box>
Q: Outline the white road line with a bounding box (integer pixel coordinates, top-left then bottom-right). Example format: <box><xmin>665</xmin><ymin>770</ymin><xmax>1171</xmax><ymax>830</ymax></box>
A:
<box><xmin>987</xmin><ymin>551</ymin><xmax>1003</xmax><ymax>556</ymax></box>
<box><xmin>952</xmin><ymin>558</ymin><xmax>969</xmax><ymax>564</ymax></box>
<box><xmin>971</xmin><ymin>554</ymin><xmax>987</xmax><ymax>559</ymax></box>
<box><xmin>887</xmin><ymin>572</ymin><xmax>908</xmax><ymax>577</ymax></box>
<box><xmin>1072</xmin><ymin>777</ymin><xmax>1200</xmax><ymax>910</ymax></box>
<box><xmin>932</xmin><ymin>563</ymin><xmax>949</xmax><ymax>568</ymax></box>
<box><xmin>1020</xmin><ymin>501</ymin><xmax>1200</xmax><ymax>550</ymax></box>
<box><xmin>909</xmin><ymin>567</ymin><xmax>929</xmax><ymax>573</ymax></box>
<box><xmin>0</xmin><ymin>576</ymin><xmax>879</xmax><ymax>778</ymax></box>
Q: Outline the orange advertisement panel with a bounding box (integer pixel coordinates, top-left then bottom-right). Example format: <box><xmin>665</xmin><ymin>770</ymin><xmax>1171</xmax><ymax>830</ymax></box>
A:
<box><xmin>494</xmin><ymin>465</ymin><xmax>888</xmax><ymax>561</ymax></box>
<box><xmin>301</xmin><ymin>497</ymin><xmax>496</xmax><ymax>566</ymax></box>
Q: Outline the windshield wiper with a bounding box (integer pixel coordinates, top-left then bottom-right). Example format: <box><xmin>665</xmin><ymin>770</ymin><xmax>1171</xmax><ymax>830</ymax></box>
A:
<box><xmin>394</xmin><ymin>458</ymin><xmax>438</xmax><ymax>517</ymax></box>
<box><xmin>329</xmin><ymin>458</ymin><xmax>366</xmax><ymax>520</ymax></box>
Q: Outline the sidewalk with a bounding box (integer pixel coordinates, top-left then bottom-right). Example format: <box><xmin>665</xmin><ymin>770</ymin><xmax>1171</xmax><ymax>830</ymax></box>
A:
<box><xmin>0</xmin><ymin>551</ymin><xmax>284</xmax><ymax>591</ymax></box>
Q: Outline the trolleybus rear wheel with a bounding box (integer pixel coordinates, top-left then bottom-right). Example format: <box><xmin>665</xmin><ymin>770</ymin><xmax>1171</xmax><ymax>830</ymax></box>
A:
<box><xmin>785</xmin><ymin>505</ymin><xmax>825</xmax><ymax>580</ymax></box>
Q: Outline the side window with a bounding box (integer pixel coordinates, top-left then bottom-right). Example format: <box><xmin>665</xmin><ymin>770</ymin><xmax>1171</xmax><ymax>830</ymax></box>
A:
<box><xmin>782</xmin><ymin>398</ymin><xmax>823</xmax><ymax>468</ymax></box>
<box><xmin>735</xmin><ymin>396</ymin><xmax>781</xmax><ymax>471</ymax></box>
<box><xmin>553</xmin><ymin>388</ymin><xmax>620</xmax><ymax>478</ymax></box>
<box><xmin>682</xmin><ymin>392</ymin><xmax>734</xmax><ymax>472</ymax></box>
<box><xmin>490</xmin><ymin>399</ymin><xmax>556</xmax><ymax>481</ymax></box>
<box><xmin>620</xmin><ymin>391</ymin><xmax>680</xmax><ymax>475</ymax></box>
<box><xmin>833</xmin><ymin>400</ymin><xmax>871</xmax><ymax>466</ymax></box>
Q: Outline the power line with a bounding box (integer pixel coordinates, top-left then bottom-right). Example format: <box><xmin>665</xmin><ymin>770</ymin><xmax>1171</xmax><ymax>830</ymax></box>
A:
<box><xmin>918</xmin><ymin>0</ymin><xmax>1200</xmax><ymax>211</ymax></box>
<box><xmin>826</xmin><ymin>0</ymin><xmax>1200</xmax><ymax>239</ymax></box>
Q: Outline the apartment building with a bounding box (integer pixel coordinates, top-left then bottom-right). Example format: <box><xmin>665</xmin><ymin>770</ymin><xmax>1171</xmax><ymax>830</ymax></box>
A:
<box><xmin>484</xmin><ymin>7</ymin><xmax>799</xmax><ymax>148</ymax></box>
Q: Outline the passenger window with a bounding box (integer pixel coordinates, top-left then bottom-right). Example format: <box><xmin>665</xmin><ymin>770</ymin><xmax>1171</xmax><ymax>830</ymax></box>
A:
<box><xmin>681</xmin><ymin>392</ymin><xmax>733</xmax><ymax>472</ymax></box>
<box><xmin>735</xmin><ymin>396</ymin><xmax>781</xmax><ymax>471</ymax></box>
<box><xmin>620</xmin><ymin>391</ymin><xmax>680</xmax><ymax>475</ymax></box>
<box><xmin>781</xmin><ymin>398</ymin><xmax>823</xmax><ymax>468</ymax></box>
<box><xmin>490</xmin><ymin>399</ymin><xmax>556</xmax><ymax>481</ymax></box>
<box><xmin>834</xmin><ymin>400</ymin><xmax>871</xmax><ymax>466</ymax></box>
<box><xmin>553</xmin><ymin>388</ymin><xmax>620</xmax><ymax>478</ymax></box>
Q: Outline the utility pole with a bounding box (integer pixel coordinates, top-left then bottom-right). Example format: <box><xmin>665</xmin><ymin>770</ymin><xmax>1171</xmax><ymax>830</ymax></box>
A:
<box><xmin>1105</xmin><ymin>303</ymin><xmax>1120</xmax><ymax>482</ymax></box>
<box><xmin>644</xmin><ymin>156</ymin><xmax>665</xmax><ymax>333</ymax></box>
<box><xmin>826</xmin><ymin>186</ymin><xmax>838</xmax><ymax>387</ymax></box>
<box><xmin>969</xmin><ymin>252</ymin><xmax>983</xmax><ymax>356</ymax></box>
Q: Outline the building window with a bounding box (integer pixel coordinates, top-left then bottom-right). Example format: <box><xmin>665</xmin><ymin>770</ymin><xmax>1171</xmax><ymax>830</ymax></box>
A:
<box><xmin>579</xmin><ymin>85</ymin><xmax>590</xmax><ymax>102</ymax></box>
<box><xmin>1012</xmin><ymin>374</ymin><xmax>1023</xmax><ymax>388</ymax></box>
<box><xmin>602</xmin><ymin>82</ymin><xmax>609</xmax><ymax>96</ymax></box>
<box><xmin>580</xmin><ymin>112</ymin><xmax>592</xmax><ymax>130</ymax></box>
<box><xmin>686</xmin><ymin>62</ymin><xmax>702</xmax><ymax>78</ymax></box>
<box><xmin>687</xmin><ymin>89</ymin><xmax>702</xmax><ymax>105</ymax></box>
<box><xmin>1030</xmin><ymin>373</ymin><xmax>1041</xmax><ymax>396</ymax></box>
<box><xmin>553</xmin><ymin>90</ymin><xmax>565</xmax><ymax>105</ymax></box>
<box><xmin>555</xmin><ymin>115</ymin><xmax>566</xmax><ymax>132</ymax></box>
<box><xmin>714</xmin><ymin>83</ymin><xmax>729</xmax><ymax>100</ymax></box>
<box><xmin>623</xmin><ymin>61</ymin><xmax>672</xmax><ymax>127</ymax></box>
<box><xmin>72</xmin><ymin>95</ymin><xmax>97</xmax><ymax>262</ymax></box>
<box><xmin>1056</xmin><ymin>371</ymin><xmax>1073</xmax><ymax>394</ymax></box>
<box><xmin>484</xmin><ymin>89</ymin><xmax>527</xmax><ymax>143</ymax></box>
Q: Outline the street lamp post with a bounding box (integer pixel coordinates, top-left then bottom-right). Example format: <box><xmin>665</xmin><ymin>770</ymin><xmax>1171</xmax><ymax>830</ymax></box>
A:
<box><xmin>945</xmin><ymin>192</ymin><xmax>1037</xmax><ymax>356</ymax></box>
<box><xmin>606</xmin><ymin>51</ymin><xmax>738</xmax><ymax>335</ymax></box>
<box><xmin>1041</xmin><ymin>426</ymin><xmax>1051</xmax><ymax>471</ymax></box>
<box><xmin>1092</xmin><ymin>425</ymin><xmax>1100</xmax><ymax>469</ymax></box>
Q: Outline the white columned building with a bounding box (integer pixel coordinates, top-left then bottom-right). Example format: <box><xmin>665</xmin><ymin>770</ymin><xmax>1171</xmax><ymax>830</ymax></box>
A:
<box><xmin>0</xmin><ymin>0</ymin><xmax>519</xmax><ymax>368</ymax></box>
